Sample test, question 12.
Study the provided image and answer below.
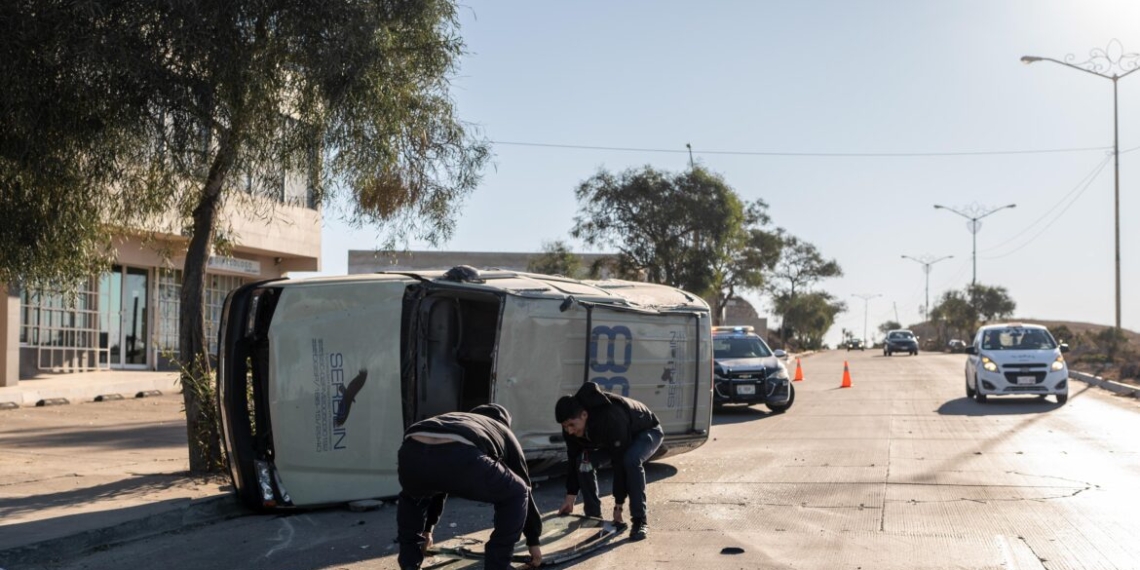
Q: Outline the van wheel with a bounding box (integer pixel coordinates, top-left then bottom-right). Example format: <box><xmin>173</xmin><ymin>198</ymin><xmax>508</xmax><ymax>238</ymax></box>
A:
<box><xmin>1056</xmin><ymin>393</ymin><xmax>1068</xmax><ymax>405</ymax></box>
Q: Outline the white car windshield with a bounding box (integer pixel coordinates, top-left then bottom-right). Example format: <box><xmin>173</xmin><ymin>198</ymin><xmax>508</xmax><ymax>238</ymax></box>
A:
<box><xmin>981</xmin><ymin>328</ymin><xmax>1057</xmax><ymax>351</ymax></box>
<box><xmin>714</xmin><ymin>337</ymin><xmax>773</xmax><ymax>359</ymax></box>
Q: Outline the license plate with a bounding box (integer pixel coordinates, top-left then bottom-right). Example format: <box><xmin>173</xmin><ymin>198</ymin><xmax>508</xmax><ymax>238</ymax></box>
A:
<box><xmin>736</xmin><ymin>384</ymin><xmax>756</xmax><ymax>395</ymax></box>
<box><xmin>1017</xmin><ymin>376</ymin><xmax>1036</xmax><ymax>385</ymax></box>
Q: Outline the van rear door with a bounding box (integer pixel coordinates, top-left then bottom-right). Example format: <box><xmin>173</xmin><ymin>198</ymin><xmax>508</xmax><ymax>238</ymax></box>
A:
<box><xmin>266</xmin><ymin>277</ymin><xmax>413</xmax><ymax>506</ymax></box>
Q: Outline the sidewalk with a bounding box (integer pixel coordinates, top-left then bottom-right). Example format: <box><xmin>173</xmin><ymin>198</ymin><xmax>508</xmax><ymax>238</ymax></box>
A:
<box><xmin>0</xmin><ymin>371</ymin><xmax>244</xmax><ymax>568</ymax></box>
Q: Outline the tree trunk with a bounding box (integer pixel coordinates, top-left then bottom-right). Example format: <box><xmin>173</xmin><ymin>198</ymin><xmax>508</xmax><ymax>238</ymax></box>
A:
<box><xmin>179</xmin><ymin>138</ymin><xmax>234</xmax><ymax>474</ymax></box>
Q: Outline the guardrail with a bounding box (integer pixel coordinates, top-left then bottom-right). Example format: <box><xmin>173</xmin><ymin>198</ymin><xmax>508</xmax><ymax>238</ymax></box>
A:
<box><xmin>1069</xmin><ymin>370</ymin><xmax>1139</xmax><ymax>398</ymax></box>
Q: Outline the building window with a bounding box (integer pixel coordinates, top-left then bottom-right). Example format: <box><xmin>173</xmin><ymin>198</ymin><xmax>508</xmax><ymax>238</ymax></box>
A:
<box><xmin>157</xmin><ymin>269</ymin><xmax>246</xmax><ymax>356</ymax></box>
<box><xmin>19</xmin><ymin>278</ymin><xmax>106</xmax><ymax>372</ymax></box>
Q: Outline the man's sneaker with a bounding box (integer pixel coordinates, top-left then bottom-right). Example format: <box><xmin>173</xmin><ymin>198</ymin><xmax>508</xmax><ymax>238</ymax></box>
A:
<box><xmin>630</xmin><ymin>518</ymin><xmax>648</xmax><ymax>541</ymax></box>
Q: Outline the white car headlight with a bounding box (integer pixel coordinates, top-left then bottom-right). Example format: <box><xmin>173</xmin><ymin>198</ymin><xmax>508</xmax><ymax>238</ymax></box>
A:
<box><xmin>1051</xmin><ymin>355</ymin><xmax>1066</xmax><ymax>371</ymax></box>
<box><xmin>982</xmin><ymin>356</ymin><xmax>998</xmax><ymax>372</ymax></box>
<box><xmin>771</xmin><ymin>367</ymin><xmax>789</xmax><ymax>380</ymax></box>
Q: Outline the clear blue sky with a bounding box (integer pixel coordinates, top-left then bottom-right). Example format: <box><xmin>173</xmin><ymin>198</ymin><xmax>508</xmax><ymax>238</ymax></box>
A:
<box><xmin>310</xmin><ymin>0</ymin><xmax>1140</xmax><ymax>346</ymax></box>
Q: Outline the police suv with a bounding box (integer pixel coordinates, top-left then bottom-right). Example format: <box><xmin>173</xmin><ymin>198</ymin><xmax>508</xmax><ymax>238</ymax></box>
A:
<box><xmin>711</xmin><ymin>326</ymin><xmax>794</xmax><ymax>413</ymax></box>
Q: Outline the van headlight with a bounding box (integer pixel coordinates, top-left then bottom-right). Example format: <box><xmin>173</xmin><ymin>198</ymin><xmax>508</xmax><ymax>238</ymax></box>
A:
<box><xmin>982</xmin><ymin>356</ymin><xmax>998</xmax><ymax>372</ymax></box>
<box><xmin>1051</xmin><ymin>355</ymin><xmax>1066</xmax><ymax>371</ymax></box>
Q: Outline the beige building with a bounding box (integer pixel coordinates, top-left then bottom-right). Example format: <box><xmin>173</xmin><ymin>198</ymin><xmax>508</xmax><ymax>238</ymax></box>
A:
<box><xmin>1</xmin><ymin>192</ymin><xmax>320</xmax><ymax>388</ymax></box>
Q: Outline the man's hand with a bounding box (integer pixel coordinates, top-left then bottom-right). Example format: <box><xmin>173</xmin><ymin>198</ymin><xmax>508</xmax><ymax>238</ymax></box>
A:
<box><xmin>612</xmin><ymin>505</ymin><xmax>624</xmax><ymax>526</ymax></box>
<box><xmin>419</xmin><ymin>531</ymin><xmax>434</xmax><ymax>555</ymax></box>
<box><xmin>525</xmin><ymin>545</ymin><xmax>543</xmax><ymax>568</ymax></box>
<box><xmin>557</xmin><ymin>494</ymin><xmax>576</xmax><ymax>516</ymax></box>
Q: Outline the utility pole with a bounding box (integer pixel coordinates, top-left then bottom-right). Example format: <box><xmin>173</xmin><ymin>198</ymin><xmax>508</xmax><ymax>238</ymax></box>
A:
<box><xmin>685</xmin><ymin>143</ymin><xmax>694</xmax><ymax>170</ymax></box>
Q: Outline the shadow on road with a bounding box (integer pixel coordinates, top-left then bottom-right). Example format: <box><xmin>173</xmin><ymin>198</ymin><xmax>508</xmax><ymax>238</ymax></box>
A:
<box><xmin>711</xmin><ymin>405</ymin><xmax>780</xmax><ymax>426</ymax></box>
<box><xmin>936</xmin><ymin>396</ymin><xmax>1065</xmax><ymax>416</ymax></box>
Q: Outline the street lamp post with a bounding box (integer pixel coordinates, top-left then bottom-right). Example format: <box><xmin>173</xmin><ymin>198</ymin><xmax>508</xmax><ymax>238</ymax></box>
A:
<box><xmin>1022</xmin><ymin>40</ymin><xmax>1140</xmax><ymax>331</ymax></box>
<box><xmin>901</xmin><ymin>254</ymin><xmax>954</xmax><ymax>322</ymax></box>
<box><xmin>852</xmin><ymin>293</ymin><xmax>881</xmax><ymax>347</ymax></box>
<box><xmin>933</xmin><ymin>203</ymin><xmax>1016</xmax><ymax>286</ymax></box>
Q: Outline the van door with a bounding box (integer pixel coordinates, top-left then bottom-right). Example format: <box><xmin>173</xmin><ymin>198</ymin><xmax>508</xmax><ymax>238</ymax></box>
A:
<box><xmin>266</xmin><ymin>278</ymin><xmax>412</xmax><ymax>505</ymax></box>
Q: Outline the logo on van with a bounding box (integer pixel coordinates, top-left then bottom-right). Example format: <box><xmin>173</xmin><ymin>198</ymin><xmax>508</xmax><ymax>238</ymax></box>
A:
<box><xmin>334</xmin><ymin>369</ymin><xmax>368</xmax><ymax>427</ymax></box>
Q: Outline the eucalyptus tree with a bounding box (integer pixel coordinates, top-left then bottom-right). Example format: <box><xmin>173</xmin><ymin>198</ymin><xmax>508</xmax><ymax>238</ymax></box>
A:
<box><xmin>766</xmin><ymin>235</ymin><xmax>843</xmax><ymax>343</ymax></box>
<box><xmin>0</xmin><ymin>0</ymin><xmax>488</xmax><ymax>472</ymax></box>
<box><xmin>527</xmin><ymin>240</ymin><xmax>584</xmax><ymax>278</ymax></box>
<box><xmin>571</xmin><ymin>165</ymin><xmax>780</xmax><ymax>321</ymax></box>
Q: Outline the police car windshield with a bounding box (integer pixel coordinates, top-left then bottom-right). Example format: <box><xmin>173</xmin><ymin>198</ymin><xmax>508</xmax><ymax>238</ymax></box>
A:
<box><xmin>714</xmin><ymin>337</ymin><xmax>773</xmax><ymax>359</ymax></box>
<box><xmin>981</xmin><ymin>328</ymin><xmax>1057</xmax><ymax>351</ymax></box>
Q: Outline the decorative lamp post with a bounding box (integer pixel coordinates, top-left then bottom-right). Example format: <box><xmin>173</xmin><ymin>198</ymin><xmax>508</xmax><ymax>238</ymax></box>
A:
<box><xmin>852</xmin><ymin>293</ymin><xmax>882</xmax><ymax>347</ymax></box>
<box><xmin>901</xmin><ymin>254</ymin><xmax>954</xmax><ymax>322</ymax></box>
<box><xmin>933</xmin><ymin>203</ymin><xmax>1015</xmax><ymax>286</ymax></box>
<box><xmin>1022</xmin><ymin>40</ymin><xmax>1140</xmax><ymax>330</ymax></box>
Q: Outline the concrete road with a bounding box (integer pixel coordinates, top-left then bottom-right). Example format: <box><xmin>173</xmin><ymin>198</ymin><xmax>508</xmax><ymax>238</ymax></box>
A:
<box><xmin>27</xmin><ymin>350</ymin><xmax>1140</xmax><ymax>569</ymax></box>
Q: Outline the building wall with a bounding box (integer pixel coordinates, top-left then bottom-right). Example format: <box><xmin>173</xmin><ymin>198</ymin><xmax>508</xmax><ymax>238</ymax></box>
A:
<box><xmin>4</xmin><ymin>199</ymin><xmax>321</xmax><ymax>385</ymax></box>
<box><xmin>1</xmin><ymin>284</ymin><xmax>18</xmax><ymax>388</ymax></box>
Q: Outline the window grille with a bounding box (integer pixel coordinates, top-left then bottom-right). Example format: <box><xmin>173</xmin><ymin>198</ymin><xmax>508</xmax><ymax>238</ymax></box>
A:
<box><xmin>157</xmin><ymin>269</ymin><xmax>246</xmax><ymax>356</ymax></box>
<box><xmin>19</xmin><ymin>278</ymin><xmax>107</xmax><ymax>372</ymax></box>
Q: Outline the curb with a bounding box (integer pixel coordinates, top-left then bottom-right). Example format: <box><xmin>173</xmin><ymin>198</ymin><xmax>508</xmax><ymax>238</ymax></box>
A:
<box><xmin>0</xmin><ymin>494</ymin><xmax>248</xmax><ymax>568</ymax></box>
<box><xmin>1069</xmin><ymin>370</ymin><xmax>1140</xmax><ymax>398</ymax></box>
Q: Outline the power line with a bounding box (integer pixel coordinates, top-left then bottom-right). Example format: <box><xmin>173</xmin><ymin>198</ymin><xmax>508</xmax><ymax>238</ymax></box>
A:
<box><xmin>491</xmin><ymin>139</ymin><xmax>1137</xmax><ymax>158</ymax></box>
<box><xmin>978</xmin><ymin>153</ymin><xmax>1113</xmax><ymax>254</ymax></box>
<box><xmin>981</xmin><ymin>155</ymin><xmax>1112</xmax><ymax>260</ymax></box>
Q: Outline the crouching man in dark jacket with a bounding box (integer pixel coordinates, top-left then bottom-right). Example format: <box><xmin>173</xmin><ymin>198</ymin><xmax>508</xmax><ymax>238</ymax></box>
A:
<box><xmin>554</xmin><ymin>382</ymin><xmax>664</xmax><ymax>541</ymax></box>
<box><xmin>397</xmin><ymin>404</ymin><xmax>542</xmax><ymax>570</ymax></box>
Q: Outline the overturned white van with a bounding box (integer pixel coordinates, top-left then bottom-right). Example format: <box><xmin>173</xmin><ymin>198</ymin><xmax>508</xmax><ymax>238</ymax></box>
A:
<box><xmin>217</xmin><ymin>266</ymin><xmax>713</xmax><ymax>510</ymax></box>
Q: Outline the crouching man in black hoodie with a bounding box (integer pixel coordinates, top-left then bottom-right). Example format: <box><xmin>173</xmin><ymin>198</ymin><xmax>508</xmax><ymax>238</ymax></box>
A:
<box><xmin>554</xmin><ymin>382</ymin><xmax>664</xmax><ymax>541</ymax></box>
<box><xmin>396</xmin><ymin>404</ymin><xmax>542</xmax><ymax>570</ymax></box>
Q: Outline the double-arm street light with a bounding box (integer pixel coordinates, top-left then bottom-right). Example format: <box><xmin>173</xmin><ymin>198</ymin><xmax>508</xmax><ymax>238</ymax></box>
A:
<box><xmin>933</xmin><ymin>203</ymin><xmax>1016</xmax><ymax>286</ymax></box>
<box><xmin>852</xmin><ymin>293</ymin><xmax>881</xmax><ymax>347</ymax></box>
<box><xmin>901</xmin><ymin>254</ymin><xmax>954</xmax><ymax>323</ymax></box>
<box><xmin>1022</xmin><ymin>40</ymin><xmax>1140</xmax><ymax>330</ymax></box>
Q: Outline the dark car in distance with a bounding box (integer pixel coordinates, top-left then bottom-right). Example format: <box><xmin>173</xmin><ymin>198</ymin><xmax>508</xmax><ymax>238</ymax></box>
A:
<box><xmin>845</xmin><ymin>338</ymin><xmax>865</xmax><ymax>351</ymax></box>
<box><xmin>883</xmin><ymin>329</ymin><xmax>919</xmax><ymax>356</ymax></box>
<box><xmin>947</xmin><ymin>339</ymin><xmax>967</xmax><ymax>353</ymax></box>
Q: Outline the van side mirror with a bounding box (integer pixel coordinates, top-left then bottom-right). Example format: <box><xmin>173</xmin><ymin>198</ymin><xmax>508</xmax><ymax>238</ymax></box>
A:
<box><xmin>965</xmin><ymin>346</ymin><xmax>978</xmax><ymax>355</ymax></box>
<box><xmin>1059</xmin><ymin>343</ymin><xmax>1070</xmax><ymax>353</ymax></box>
<box><xmin>773</xmin><ymin>349</ymin><xmax>788</xmax><ymax>360</ymax></box>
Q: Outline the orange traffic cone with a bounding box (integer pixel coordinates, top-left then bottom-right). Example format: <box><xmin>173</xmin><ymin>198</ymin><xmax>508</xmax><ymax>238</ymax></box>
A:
<box><xmin>794</xmin><ymin>358</ymin><xmax>804</xmax><ymax>382</ymax></box>
<box><xmin>840</xmin><ymin>361</ymin><xmax>852</xmax><ymax>388</ymax></box>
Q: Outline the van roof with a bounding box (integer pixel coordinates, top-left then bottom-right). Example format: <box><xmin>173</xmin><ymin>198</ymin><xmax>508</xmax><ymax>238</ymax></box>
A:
<box><xmin>272</xmin><ymin>267</ymin><xmax>710</xmax><ymax>313</ymax></box>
